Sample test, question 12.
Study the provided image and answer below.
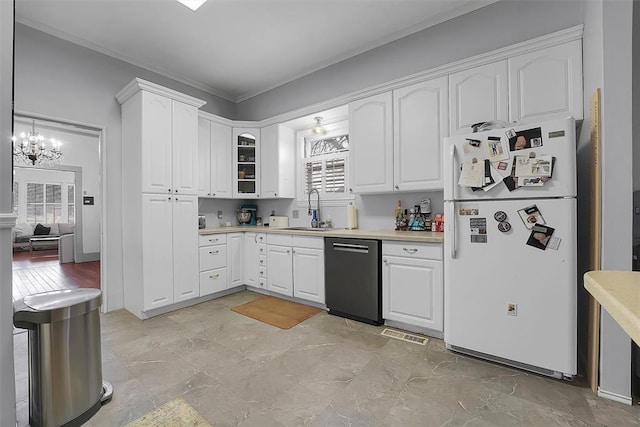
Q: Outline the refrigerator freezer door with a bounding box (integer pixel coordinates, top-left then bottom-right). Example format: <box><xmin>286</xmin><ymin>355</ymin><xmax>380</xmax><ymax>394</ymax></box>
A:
<box><xmin>444</xmin><ymin>198</ymin><xmax>577</xmax><ymax>376</ymax></box>
<box><xmin>444</xmin><ymin>117</ymin><xmax>576</xmax><ymax>201</ymax></box>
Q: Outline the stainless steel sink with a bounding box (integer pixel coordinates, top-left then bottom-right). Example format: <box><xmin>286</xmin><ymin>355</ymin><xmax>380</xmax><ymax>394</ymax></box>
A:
<box><xmin>281</xmin><ymin>226</ymin><xmax>329</xmax><ymax>232</ymax></box>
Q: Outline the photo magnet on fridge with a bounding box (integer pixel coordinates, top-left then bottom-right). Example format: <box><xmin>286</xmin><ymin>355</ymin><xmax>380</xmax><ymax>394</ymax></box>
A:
<box><xmin>526</xmin><ymin>225</ymin><xmax>555</xmax><ymax>250</ymax></box>
<box><xmin>518</xmin><ymin>205</ymin><xmax>546</xmax><ymax>229</ymax></box>
<box><xmin>508</xmin><ymin>127</ymin><xmax>543</xmax><ymax>151</ymax></box>
<box><xmin>470</xmin><ymin>218</ymin><xmax>487</xmax><ymax>243</ymax></box>
<box><xmin>485</xmin><ymin>136</ymin><xmax>509</xmax><ymax>162</ymax></box>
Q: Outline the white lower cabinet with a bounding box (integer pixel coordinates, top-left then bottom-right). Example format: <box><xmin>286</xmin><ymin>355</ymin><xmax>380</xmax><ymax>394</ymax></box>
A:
<box><xmin>382</xmin><ymin>241</ymin><xmax>443</xmax><ymax>332</ymax></box>
<box><xmin>266</xmin><ymin>244</ymin><xmax>293</xmax><ymax>296</ymax></box>
<box><xmin>227</xmin><ymin>233</ymin><xmax>244</xmax><ymax>288</ymax></box>
<box><xmin>244</xmin><ymin>232</ymin><xmax>266</xmax><ymax>289</ymax></box>
<box><xmin>199</xmin><ymin>233</ymin><xmax>227</xmax><ymax>296</ymax></box>
<box><xmin>266</xmin><ymin>235</ymin><xmax>324</xmax><ymax>303</ymax></box>
<box><xmin>292</xmin><ymin>237</ymin><xmax>325</xmax><ymax>304</ymax></box>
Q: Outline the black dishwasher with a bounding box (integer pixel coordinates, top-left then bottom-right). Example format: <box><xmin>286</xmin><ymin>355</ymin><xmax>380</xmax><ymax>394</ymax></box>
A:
<box><xmin>324</xmin><ymin>237</ymin><xmax>382</xmax><ymax>325</ymax></box>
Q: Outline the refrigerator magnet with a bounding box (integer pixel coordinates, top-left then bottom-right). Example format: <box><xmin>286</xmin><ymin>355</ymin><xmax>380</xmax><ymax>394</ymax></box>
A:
<box><xmin>547</xmin><ymin>237</ymin><xmax>561</xmax><ymax>250</ymax></box>
<box><xmin>526</xmin><ymin>225</ymin><xmax>555</xmax><ymax>250</ymax></box>
<box><xmin>458</xmin><ymin>205</ymin><xmax>479</xmax><ymax>216</ymax></box>
<box><xmin>493</xmin><ymin>211</ymin><xmax>507</xmax><ymax>222</ymax></box>
<box><xmin>508</xmin><ymin>127</ymin><xmax>543</xmax><ymax>151</ymax></box>
<box><xmin>469</xmin><ymin>218</ymin><xmax>487</xmax><ymax>243</ymax></box>
<box><xmin>485</xmin><ymin>136</ymin><xmax>509</xmax><ymax>162</ymax></box>
<box><xmin>517</xmin><ymin>205</ymin><xmax>546</xmax><ymax>229</ymax></box>
<box><xmin>497</xmin><ymin>221</ymin><xmax>511</xmax><ymax>233</ymax></box>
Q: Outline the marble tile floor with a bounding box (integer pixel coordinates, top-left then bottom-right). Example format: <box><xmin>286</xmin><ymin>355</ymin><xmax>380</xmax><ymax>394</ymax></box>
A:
<box><xmin>14</xmin><ymin>290</ymin><xmax>640</xmax><ymax>426</ymax></box>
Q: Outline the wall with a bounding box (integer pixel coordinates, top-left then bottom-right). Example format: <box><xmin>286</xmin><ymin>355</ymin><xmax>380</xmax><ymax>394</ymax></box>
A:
<box><xmin>596</xmin><ymin>0</ymin><xmax>634</xmax><ymax>402</ymax></box>
<box><xmin>199</xmin><ymin>191</ymin><xmax>444</xmax><ymax>232</ymax></box>
<box><xmin>13</xmin><ymin>120</ymin><xmax>101</xmax><ymax>258</ymax></box>
<box><xmin>14</xmin><ymin>23</ymin><xmax>236</xmax><ymax>310</ymax></box>
<box><xmin>237</xmin><ymin>0</ymin><xmax>583</xmax><ymax>121</ymax></box>
<box><xmin>0</xmin><ymin>1</ymin><xmax>16</xmax><ymax>424</ymax></box>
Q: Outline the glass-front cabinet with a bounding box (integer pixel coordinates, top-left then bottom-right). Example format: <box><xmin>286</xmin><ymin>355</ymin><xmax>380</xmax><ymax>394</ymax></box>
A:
<box><xmin>232</xmin><ymin>128</ymin><xmax>260</xmax><ymax>198</ymax></box>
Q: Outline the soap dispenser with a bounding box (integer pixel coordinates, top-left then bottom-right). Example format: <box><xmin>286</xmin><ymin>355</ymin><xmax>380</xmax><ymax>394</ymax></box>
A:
<box><xmin>311</xmin><ymin>209</ymin><xmax>319</xmax><ymax>228</ymax></box>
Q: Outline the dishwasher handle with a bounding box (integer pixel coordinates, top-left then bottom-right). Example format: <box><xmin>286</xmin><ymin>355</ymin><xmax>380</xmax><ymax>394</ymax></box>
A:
<box><xmin>332</xmin><ymin>242</ymin><xmax>369</xmax><ymax>254</ymax></box>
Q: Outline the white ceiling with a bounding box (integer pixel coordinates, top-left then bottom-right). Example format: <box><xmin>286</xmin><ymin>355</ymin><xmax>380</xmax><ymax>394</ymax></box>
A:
<box><xmin>15</xmin><ymin>0</ymin><xmax>497</xmax><ymax>103</ymax></box>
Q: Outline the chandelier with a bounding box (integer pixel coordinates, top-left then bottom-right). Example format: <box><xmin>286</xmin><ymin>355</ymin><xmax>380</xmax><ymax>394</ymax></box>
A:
<box><xmin>12</xmin><ymin>120</ymin><xmax>63</xmax><ymax>165</ymax></box>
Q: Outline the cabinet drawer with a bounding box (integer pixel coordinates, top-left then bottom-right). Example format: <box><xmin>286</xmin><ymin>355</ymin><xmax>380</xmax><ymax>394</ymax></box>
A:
<box><xmin>258</xmin><ymin>255</ymin><xmax>267</xmax><ymax>267</ymax></box>
<box><xmin>258</xmin><ymin>244</ymin><xmax>266</xmax><ymax>255</ymax></box>
<box><xmin>292</xmin><ymin>235</ymin><xmax>324</xmax><ymax>249</ymax></box>
<box><xmin>267</xmin><ymin>234</ymin><xmax>293</xmax><ymax>246</ymax></box>
<box><xmin>256</xmin><ymin>233</ymin><xmax>267</xmax><ymax>244</ymax></box>
<box><xmin>199</xmin><ymin>234</ymin><xmax>226</xmax><ymax>247</ymax></box>
<box><xmin>382</xmin><ymin>241</ymin><xmax>442</xmax><ymax>260</ymax></box>
<box><xmin>258</xmin><ymin>266</ymin><xmax>267</xmax><ymax>279</ymax></box>
<box><xmin>200</xmin><ymin>268</ymin><xmax>227</xmax><ymax>296</ymax></box>
<box><xmin>199</xmin><ymin>245</ymin><xmax>227</xmax><ymax>271</ymax></box>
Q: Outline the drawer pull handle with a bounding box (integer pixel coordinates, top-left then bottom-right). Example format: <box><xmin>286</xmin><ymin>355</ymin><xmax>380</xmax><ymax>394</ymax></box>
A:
<box><xmin>209</xmin><ymin>238</ymin><xmax>218</xmax><ymax>242</ymax></box>
<box><xmin>209</xmin><ymin>250</ymin><xmax>220</xmax><ymax>254</ymax></box>
<box><xmin>403</xmin><ymin>248</ymin><xmax>418</xmax><ymax>254</ymax></box>
<box><xmin>209</xmin><ymin>274</ymin><xmax>220</xmax><ymax>279</ymax></box>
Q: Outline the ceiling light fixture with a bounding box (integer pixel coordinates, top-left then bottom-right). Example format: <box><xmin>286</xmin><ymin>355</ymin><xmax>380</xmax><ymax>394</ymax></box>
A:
<box><xmin>311</xmin><ymin>117</ymin><xmax>327</xmax><ymax>135</ymax></box>
<box><xmin>176</xmin><ymin>0</ymin><xmax>207</xmax><ymax>11</ymax></box>
<box><xmin>12</xmin><ymin>120</ymin><xmax>63</xmax><ymax>166</ymax></box>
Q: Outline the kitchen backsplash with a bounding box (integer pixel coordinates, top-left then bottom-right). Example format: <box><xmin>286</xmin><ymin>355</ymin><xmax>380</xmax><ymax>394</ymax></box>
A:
<box><xmin>198</xmin><ymin>191</ymin><xmax>444</xmax><ymax>230</ymax></box>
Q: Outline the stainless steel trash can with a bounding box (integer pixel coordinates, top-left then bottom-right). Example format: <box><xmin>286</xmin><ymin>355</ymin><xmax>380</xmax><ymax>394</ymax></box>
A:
<box><xmin>13</xmin><ymin>288</ymin><xmax>111</xmax><ymax>427</ymax></box>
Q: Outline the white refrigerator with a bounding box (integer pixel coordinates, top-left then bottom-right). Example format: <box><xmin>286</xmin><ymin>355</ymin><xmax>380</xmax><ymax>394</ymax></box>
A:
<box><xmin>443</xmin><ymin>117</ymin><xmax>577</xmax><ymax>379</ymax></box>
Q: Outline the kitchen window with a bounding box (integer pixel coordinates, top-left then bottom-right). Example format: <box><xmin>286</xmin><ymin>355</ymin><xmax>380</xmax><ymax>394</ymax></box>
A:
<box><xmin>299</xmin><ymin>130</ymin><xmax>352</xmax><ymax>204</ymax></box>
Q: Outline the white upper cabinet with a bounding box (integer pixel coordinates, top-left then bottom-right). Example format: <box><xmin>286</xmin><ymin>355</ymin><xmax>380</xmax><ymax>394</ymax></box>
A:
<box><xmin>260</xmin><ymin>124</ymin><xmax>295</xmax><ymax>198</ymax></box>
<box><xmin>393</xmin><ymin>77</ymin><xmax>448</xmax><ymax>191</ymax></box>
<box><xmin>211</xmin><ymin>122</ymin><xmax>233</xmax><ymax>198</ymax></box>
<box><xmin>140</xmin><ymin>92</ymin><xmax>173</xmax><ymax>193</ymax></box>
<box><xmin>197</xmin><ymin>118</ymin><xmax>211</xmax><ymax>197</ymax></box>
<box><xmin>199</xmin><ymin>116</ymin><xmax>233</xmax><ymax>198</ymax></box>
<box><xmin>508</xmin><ymin>40</ymin><xmax>583</xmax><ymax>123</ymax></box>
<box><xmin>350</xmin><ymin>92</ymin><xmax>394</xmax><ymax>194</ymax></box>
<box><xmin>449</xmin><ymin>61</ymin><xmax>509</xmax><ymax>136</ymax></box>
<box><xmin>233</xmin><ymin>127</ymin><xmax>261</xmax><ymax>198</ymax></box>
<box><xmin>172</xmin><ymin>101</ymin><xmax>199</xmax><ymax>195</ymax></box>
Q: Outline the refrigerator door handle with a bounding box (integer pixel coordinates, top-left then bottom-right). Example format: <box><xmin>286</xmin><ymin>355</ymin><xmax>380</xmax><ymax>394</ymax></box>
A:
<box><xmin>445</xmin><ymin>143</ymin><xmax>457</xmax><ymax>200</ymax></box>
<box><xmin>448</xmin><ymin>201</ymin><xmax>456</xmax><ymax>259</ymax></box>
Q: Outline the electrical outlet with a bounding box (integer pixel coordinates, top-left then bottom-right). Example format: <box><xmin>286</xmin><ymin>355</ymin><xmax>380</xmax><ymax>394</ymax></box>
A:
<box><xmin>217</xmin><ymin>211</ymin><xmax>223</xmax><ymax>219</ymax></box>
<box><xmin>507</xmin><ymin>303</ymin><xmax>518</xmax><ymax>316</ymax></box>
<box><xmin>292</xmin><ymin>210</ymin><xmax>299</xmax><ymax>219</ymax></box>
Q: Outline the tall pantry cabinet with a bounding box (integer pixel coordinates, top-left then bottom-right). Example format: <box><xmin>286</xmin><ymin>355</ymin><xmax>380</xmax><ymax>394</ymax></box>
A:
<box><xmin>117</xmin><ymin>78</ymin><xmax>206</xmax><ymax>319</ymax></box>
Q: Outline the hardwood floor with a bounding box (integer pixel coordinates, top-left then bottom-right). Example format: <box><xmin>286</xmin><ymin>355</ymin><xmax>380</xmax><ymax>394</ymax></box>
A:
<box><xmin>12</xmin><ymin>251</ymin><xmax>100</xmax><ymax>302</ymax></box>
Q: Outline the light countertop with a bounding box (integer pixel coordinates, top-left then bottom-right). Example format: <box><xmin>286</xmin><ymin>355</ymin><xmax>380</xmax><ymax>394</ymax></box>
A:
<box><xmin>199</xmin><ymin>226</ymin><xmax>444</xmax><ymax>243</ymax></box>
<box><xmin>584</xmin><ymin>270</ymin><xmax>640</xmax><ymax>346</ymax></box>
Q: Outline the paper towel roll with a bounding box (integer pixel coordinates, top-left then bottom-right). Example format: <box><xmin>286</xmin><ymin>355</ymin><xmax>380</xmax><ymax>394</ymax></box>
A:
<box><xmin>346</xmin><ymin>204</ymin><xmax>358</xmax><ymax>229</ymax></box>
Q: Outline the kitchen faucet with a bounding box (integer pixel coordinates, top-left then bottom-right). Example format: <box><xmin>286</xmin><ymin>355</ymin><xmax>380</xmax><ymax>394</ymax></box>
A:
<box><xmin>308</xmin><ymin>188</ymin><xmax>320</xmax><ymax>228</ymax></box>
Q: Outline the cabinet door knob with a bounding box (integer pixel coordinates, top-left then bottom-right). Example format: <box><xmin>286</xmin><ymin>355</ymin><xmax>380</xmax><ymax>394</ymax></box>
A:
<box><xmin>395</xmin><ymin>185</ymin><xmax>399</xmax><ymax>190</ymax></box>
<box><xmin>274</xmin><ymin>193</ymin><xmax>277</xmax><ymax>197</ymax></box>
<box><xmin>349</xmin><ymin>188</ymin><xmax>353</xmax><ymax>193</ymax></box>
<box><xmin>212</xmin><ymin>193</ymin><xmax>216</xmax><ymax>196</ymax></box>
<box><xmin>383</xmin><ymin>258</ymin><xmax>388</xmax><ymax>264</ymax></box>
<box><xmin>259</xmin><ymin>259</ymin><xmax>263</xmax><ymax>264</ymax></box>
<box><xmin>168</xmin><ymin>188</ymin><xmax>171</xmax><ymax>192</ymax></box>
<box><xmin>257</xmin><ymin>194</ymin><xmax>260</xmax><ymax>197</ymax></box>
<box><xmin>175</xmin><ymin>189</ymin><xmax>178</xmax><ymax>193</ymax></box>
<box><xmin>286</xmin><ymin>250</ymin><xmax>290</xmax><ymax>254</ymax></box>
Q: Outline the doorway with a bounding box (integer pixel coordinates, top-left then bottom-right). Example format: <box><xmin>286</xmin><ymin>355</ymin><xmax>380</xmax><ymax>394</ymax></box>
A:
<box><xmin>12</xmin><ymin>114</ymin><xmax>104</xmax><ymax>301</ymax></box>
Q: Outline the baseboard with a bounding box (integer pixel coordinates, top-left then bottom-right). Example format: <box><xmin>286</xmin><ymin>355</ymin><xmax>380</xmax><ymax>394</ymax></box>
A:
<box><xmin>597</xmin><ymin>388</ymin><xmax>633</xmax><ymax>405</ymax></box>
<box><xmin>76</xmin><ymin>252</ymin><xmax>100</xmax><ymax>262</ymax></box>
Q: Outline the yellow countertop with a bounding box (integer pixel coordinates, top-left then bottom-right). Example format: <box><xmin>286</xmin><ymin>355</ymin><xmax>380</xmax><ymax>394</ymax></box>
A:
<box><xmin>584</xmin><ymin>270</ymin><xmax>640</xmax><ymax>346</ymax></box>
<box><xmin>199</xmin><ymin>226</ymin><xmax>444</xmax><ymax>243</ymax></box>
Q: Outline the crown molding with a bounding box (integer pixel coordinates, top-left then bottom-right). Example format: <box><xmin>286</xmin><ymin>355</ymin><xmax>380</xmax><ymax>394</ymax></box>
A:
<box><xmin>116</xmin><ymin>77</ymin><xmax>207</xmax><ymax>107</ymax></box>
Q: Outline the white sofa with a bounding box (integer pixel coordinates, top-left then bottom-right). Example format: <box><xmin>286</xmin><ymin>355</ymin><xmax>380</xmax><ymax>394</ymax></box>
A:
<box><xmin>12</xmin><ymin>223</ymin><xmax>75</xmax><ymax>262</ymax></box>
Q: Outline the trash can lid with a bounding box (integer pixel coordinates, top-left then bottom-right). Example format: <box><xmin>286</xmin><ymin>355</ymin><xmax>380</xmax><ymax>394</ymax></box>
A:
<box><xmin>23</xmin><ymin>288</ymin><xmax>102</xmax><ymax>312</ymax></box>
